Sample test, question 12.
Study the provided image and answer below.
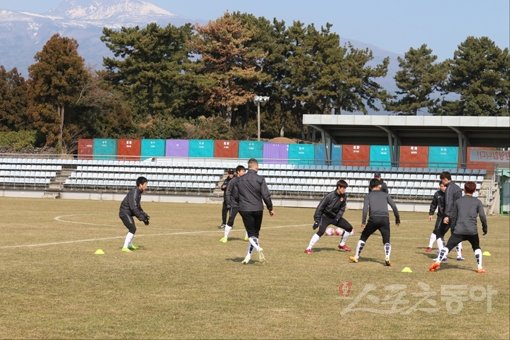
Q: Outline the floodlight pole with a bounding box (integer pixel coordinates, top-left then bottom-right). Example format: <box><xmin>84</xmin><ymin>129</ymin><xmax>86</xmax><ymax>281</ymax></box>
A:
<box><xmin>257</xmin><ymin>101</ymin><xmax>261</xmax><ymax>141</ymax></box>
<box><xmin>254</xmin><ymin>95</ymin><xmax>269</xmax><ymax>141</ymax></box>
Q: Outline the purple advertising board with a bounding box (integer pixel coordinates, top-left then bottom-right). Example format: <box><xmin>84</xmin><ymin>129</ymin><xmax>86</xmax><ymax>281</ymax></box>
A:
<box><xmin>165</xmin><ymin>139</ymin><xmax>189</xmax><ymax>157</ymax></box>
<box><xmin>262</xmin><ymin>143</ymin><xmax>289</xmax><ymax>164</ymax></box>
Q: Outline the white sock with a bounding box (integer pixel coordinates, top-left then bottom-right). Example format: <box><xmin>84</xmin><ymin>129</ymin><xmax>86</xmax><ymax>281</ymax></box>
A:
<box><xmin>224</xmin><ymin>225</ymin><xmax>232</xmax><ymax>238</ymax></box>
<box><xmin>339</xmin><ymin>231</ymin><xmax>350</xmax><ymax>246</ymax></box>
<box><xmin>246</xmin><ymin>242</ymin><xmax>254</xmax><ymax>256</ymax></box>
<box><xmin>307</xmin><ymin>234</ymin><xmax>321</xmax><ymax>250</ymax></box>
<box><xmin>249</xmin><ymin>237</ymin><xmax>262</xmax><ymax>252</ymax></box>
<box><xmin>428</xmin><ymin>233</ymin><xmax>436</xmax><ymax>248</ymax></box>
<box><xmin>474</xmin><ymin>249</ymin><xmax>483</xmax><ymax>268</ymax></box>
<box><xmin>355</xmin><ymin>240</ymin><xmax>365</xmax><ymax>259</ymax></box>
<box><xmin>437</xmin><ymin>247</ymin><xmax>449</xmax><ymax>262</ymax></box>
<box><xmin>384</xmin><ymin>243</ymin><xmax>391</xmax><ymax>259</ymax></box>
<box><xmin>436</xmin><ymin>238</ymin><xmax>444</xmax><ymax>250</ymax></box>
<box><xmin>123</xmin><ymin>232</ymin><xmax>134</xmax><ymax>249</ymax></box>
<box><xmin>456</xmin><ymin>242</ymin><xmax>463</xmax><ymax>257</ymax></box>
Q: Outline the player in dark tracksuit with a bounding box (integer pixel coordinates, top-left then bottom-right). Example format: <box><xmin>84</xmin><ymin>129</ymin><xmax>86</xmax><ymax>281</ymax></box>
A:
<box><xmin>119</xmin><ymin>176</ymin><xmax>150</xmax><ymax>252</ymax></box>
<box><xmin>429</xmin><ymin>181</ymin><xmax>488</xmax><ymax>273</ymax></box>
<box><xmin>233</xmin><ymin>158</ymin><xmax>274</xmax><ymax>264</ymax></box>
<box><xmin>439</xmin><ymin>171</ymin><xmax>464</xmax><ymax>260</ymax></box>
<box><xmin>426</xmin><ymin>181</ymin><xmax>447</xmax><ymax>252</ymax></box>
<box><xmin>350</xmin><ymin>179</ymin><xmax>400</xmax><ymax>266</ymax></box>
<box><xmin>304</xmin><ymin>180</ymin><xmax>354</xmax><ymax>254</ymax></box>
<box><xmin>219</xmin><ymin>165</ymin><xmax>247</xmax><ymax>243</ymax></box>
<box><xmin>219</xmin><ymin>169</ymin><xmax>235</xmax><ymax>229</ymax></box>
<box><xmin>369</xmin><ymin>172</ymin><xmax>388</xmax><ymax>194</ymax></box>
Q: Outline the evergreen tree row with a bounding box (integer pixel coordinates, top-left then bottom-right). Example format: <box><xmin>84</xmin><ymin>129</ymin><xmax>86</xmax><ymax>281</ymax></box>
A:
<box><xmin>0</xmin><ymin>12</ymin><xmax>508</xmax><ymax>153</ymax></box>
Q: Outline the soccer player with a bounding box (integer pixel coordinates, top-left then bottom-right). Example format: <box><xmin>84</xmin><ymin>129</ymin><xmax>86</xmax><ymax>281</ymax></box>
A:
<box><xmin>218</xmin><ymin>169</ymin><xmax>235</xmax><ymax>229</ymax></box>
<box><xmin>304</xmin><ymin>180</ymin><xmax>354</xmax><ymax>254</ymax></box>
<box><xmin>369</xmin><ymin>172</ymin><xmax>388</xmax><ymax>193</ymax></box>
<box><xmin>220</xmin><ymin>165</ymin><xmax>247</xmax><ymax>243</ymax></box>
<box><xmin>429</xmin><ymin>181</ymin><xmax>488</xmax><ymax>273</ymax></box>
<box><xmin>350</xmin><ymin>178</ymin><xmax>400</xmax><ymax>266</ymax></box>
<box><xmin>119</xmin><ymin>176</ymin><xmax>150</xmax><ymax>252</ymax></box>
<box><xmin>439</xmin><ymin>171</ymin><xmax>464</xmax><ymax>261</ymax></box>
<box><xmin>233</xmin><ymin>158</ymin><xmax>274</xmax><ymax>264</ymax></box>
<box><xmin>426</xmin><ymin>181</ymin><xmax>446</xmax><ymax>252</ymax></box>
<box><xmin>426</xmin><ymin>181</ymin><xmax>463</xmax><ymax>259</ymax></box>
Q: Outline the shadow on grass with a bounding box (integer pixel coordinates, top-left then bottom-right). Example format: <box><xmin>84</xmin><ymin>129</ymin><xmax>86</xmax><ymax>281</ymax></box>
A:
<box><xmin>419</xmin><ymin>251</ymin><xmax>439</xmax><ymax>260</ymax></box>
<box><xmin>357</xmin><ymin>256</ymin><xmax>389</xmax><ymax>266</ymax></box>
<box><xmin>435</xmin><ymin>262</ymin><xmax>475</xmax><ymax>272</ymax></box>
<box><xmin>416</xmin><ymin>248</ymin><xmax>467</xmax><ymax>265</ymax></box>
<box><xmin>225</xmin><ymin>237</ymin><xmax>245</xmax><ymax>242</ymax></box>
<box><xmin>312</xmin><ymin>247</ymin><xmax>339</xmax><ymax>253</ymax></box>
<box><xmin>225</xmin><ymin>257</ymin><xmax>267</xmax><ymax>265</ymax></box>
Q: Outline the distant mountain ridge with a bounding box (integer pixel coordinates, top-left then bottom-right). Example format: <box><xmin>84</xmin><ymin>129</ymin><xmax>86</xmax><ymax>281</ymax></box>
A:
<box><xmin>47</xmin><ymin>0</ymin><xmax>176</xmax><ymax>26</ymax></box>
<box><xmin>0</xmin><ymin>0</ymin><xmax>191</xmax><ymax>74</ymax></box>
<box><xmin>0</xmin><ymin>0</ymin><xmax>400</xmax><ymax>110</ymax></box>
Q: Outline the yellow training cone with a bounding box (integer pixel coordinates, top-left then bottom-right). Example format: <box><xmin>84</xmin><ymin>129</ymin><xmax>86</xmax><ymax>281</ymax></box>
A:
<box><xmin>94</xmin><ymin>249</ymin><xmax>105</xmax><ymax>255</ymax></box>
<box><xmin>401</xmin><ymin>267</ymin><xmax>413</xmax><ymax>273</ymax></box>
<box><xmin>482</xmin><ymin>251</ymin><xmax>491</xmax><ymax>256</ymax></box>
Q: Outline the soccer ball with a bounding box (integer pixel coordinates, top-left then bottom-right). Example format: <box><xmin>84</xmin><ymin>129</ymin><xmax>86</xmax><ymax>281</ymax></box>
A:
<box><xmin>326</xmin><ymin>227</ymin><xmax>335</xmax><ymax>236</ymax></box>
<box><xmin>335</xmin><ymin>228</ymin><xmax>343</xmax><ymax>236</ymax></box>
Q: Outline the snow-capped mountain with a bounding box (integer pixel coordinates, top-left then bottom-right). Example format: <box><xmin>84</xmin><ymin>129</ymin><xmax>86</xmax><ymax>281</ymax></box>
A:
<box><xmin>48</xmin><ymin>0</ymin><xmax>176</xmax><ymax>26</ymax></box>
<box><xmin>0</xmin><ymin>0</ymin><xmax>188</xmax><ymax>74</ymax></box>
<box><xmin>0</xmin><ymin>0</ymin><xmax>399</xmax><ymax>100</ymax></box>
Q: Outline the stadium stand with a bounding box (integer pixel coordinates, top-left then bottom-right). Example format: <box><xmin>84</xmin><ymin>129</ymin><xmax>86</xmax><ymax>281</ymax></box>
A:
<box><xmin>65</xmin><ymin>162</ymin><xmax>222</xmax><ymax>192</ymax></box>
<box><xmin>259</xmin><ymin>164</ymin><xmax>485</xmax><ymax>198</ymax></box>
<box><xmin>0</xmin><ymin>157</ymin><xmax>486</xmax><ymax>200</ymax></box>
<box><xmin>0</xmin><ymin>158</ymin><xmax>61</xmax><ymax>189</ymax></box>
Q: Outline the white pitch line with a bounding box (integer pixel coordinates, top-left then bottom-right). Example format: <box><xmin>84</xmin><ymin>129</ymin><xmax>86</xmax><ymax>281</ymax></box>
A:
<box><xmin>54</xmin><ymin>214</ymin><xmax>117</xmax><ymax>228</ymax></box>
<box><xmin>0</xmin><ymin>220</ymin><xmax>310</xmax><ymax>249</ymax></box>
<box><xmin>2</xmin><ymin>215</ymin><xmax>506</xmax><ymax>249</ymax></box>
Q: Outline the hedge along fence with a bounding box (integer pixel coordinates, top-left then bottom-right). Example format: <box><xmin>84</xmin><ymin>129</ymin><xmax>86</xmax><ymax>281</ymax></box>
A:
<box><xmin>0</xmin><ymin>130</ymin><xmax>37</xmax><ymax>151</ymax></box>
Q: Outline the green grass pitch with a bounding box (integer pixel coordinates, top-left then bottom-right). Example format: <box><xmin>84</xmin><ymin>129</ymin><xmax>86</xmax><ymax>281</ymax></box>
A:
<box><xmin>0</xmin><ymin>197</ymin><xmax>508</xmax><ymax>339</ymax></box>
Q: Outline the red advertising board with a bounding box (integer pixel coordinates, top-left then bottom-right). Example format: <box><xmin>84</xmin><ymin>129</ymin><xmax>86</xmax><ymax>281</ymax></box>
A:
<box><xmin>214</xmin><ymin>140</ymin><xmax>239</xmax><ymax>158</ymax></box>
<box><xmin>117</xmin><ymin>139</ymin><xmax>141</xmax><ymax>161</ymax></box>
<box><xmin>78</xmin><ymin>138</ymin><xmax>93</xmax><ymax>160</ymax></box>
<box><xmin>466</xmin><ymin>147</ymin><xmax>499</xmax><ymax>171</ymax></box>
<box><xmin>342</xmin><ymin>145</ymin><xmax>370</xmax><ymax>166</ymax></box>
<box><xmin>399</xmin><ymin>146</ymin><xmax>429</xmax><ymax>168</ymax></box>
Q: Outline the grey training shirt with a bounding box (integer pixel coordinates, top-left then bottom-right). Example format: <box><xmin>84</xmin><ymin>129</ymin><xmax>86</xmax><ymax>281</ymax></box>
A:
<box><xmin>451</xmin><ymin>195</ymin><xmax>488</xmax><ymax>235</ymax></box>
<box><xmin>362</xmin><ymin>190</ymin><xmax>400</xmax><ymax>225</ymax></box>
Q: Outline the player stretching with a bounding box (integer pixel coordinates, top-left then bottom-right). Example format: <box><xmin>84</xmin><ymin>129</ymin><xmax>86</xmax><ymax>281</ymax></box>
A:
<box><xmin>350</xmin><ymin>179</ymin><xmax>400</xmax><ymax>266</ymax></box>
<box><xmin>429</xmin><ymin>182</ymin><xmax>488</xmax><ymax>273</ymax></box>
<box><xmin>119</xmin><ymin>176</ymin><xmax>150</xmax><ymax>252</ymax></box>
<box><xmin>220</xmin><ymin>165</ymin><xmax>247</xmax><ymax>243</ymax></box>
<box><xmin>304</xmin><ymin>180</ymin><xmax>353</xmax><ymax>254</ymax></box>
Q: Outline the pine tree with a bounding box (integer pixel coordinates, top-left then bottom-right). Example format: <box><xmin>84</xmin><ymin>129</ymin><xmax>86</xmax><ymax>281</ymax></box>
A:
<box><xmin>437</xmin><ymin>36</ymin><xmax>509</xmax><ymax>116</ymax></box>
<box><xmin>387</xmin><ymin>44</ymin><xmax>446</xmax><ymax>115</ymax></box>
<box><xmin>189</xmin><ymin>12</ymin><xmax>269</xmax><ymax>124</ymax></box>
<box><xmin>102</xmin><ymin>23</ymin><xmax>195</xmax><ymax>119</ymax></box>
<box><xmin>0</xmin><ymin>66</ymin><xmax>28</xmax><ymax>131</ymax></box>
<box><xmin>27</xmin><ymin>34</ymin><xmax>90</xmax><ymax>151</ymax></box>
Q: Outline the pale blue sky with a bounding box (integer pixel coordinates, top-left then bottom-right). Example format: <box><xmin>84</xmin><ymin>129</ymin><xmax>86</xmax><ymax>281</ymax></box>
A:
<box><xmin>1</xmin><ymin>0</ymin><xmax>508</xmax><ymax>60</ymax></box>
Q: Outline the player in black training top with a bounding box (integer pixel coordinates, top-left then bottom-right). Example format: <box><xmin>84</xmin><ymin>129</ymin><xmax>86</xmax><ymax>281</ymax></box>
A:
<box><xmin>218</xmin><ymin>169</ymin><xmax>235</xmax><ymax>229</ymax></box>
<box><xmin>119</xmin><ymin>176</ymin><xmax>150</xmax><ymax>252</ymax></box>
<box><xmin>304</xmin><ymin>180</ymin><xmax>354</xmax><ymax>254</ymax></box>
<box><xmin>426</xmin><ymin>181</ymin><xmax>447</xmax><ymax>253</ymax></box>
